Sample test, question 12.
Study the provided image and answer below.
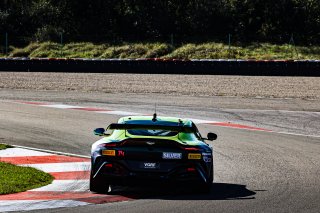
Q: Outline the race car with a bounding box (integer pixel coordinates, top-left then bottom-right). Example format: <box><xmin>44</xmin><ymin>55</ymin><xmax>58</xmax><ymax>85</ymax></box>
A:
<box><xmin>90</xmin><ymin>114</ymin><xmax>217</xmax><ymax>193</ymax></box>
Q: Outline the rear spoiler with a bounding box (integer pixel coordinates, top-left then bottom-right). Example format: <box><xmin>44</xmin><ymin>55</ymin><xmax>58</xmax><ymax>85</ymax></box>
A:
<box><xmin>107</xmin><ymin>123</ymin><xmax>195</xmax><ymax>133</ymax></box>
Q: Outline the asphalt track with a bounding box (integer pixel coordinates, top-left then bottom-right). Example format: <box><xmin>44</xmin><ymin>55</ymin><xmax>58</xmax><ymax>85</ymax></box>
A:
<box><xmin>0</xmin><ymin>94</ymin><xmax>319</xmax><ymax>212</ymax></box>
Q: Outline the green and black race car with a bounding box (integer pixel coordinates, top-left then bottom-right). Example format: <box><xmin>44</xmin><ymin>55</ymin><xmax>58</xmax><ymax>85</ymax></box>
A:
<box><xmin>90</xmin><ymin>114</ymin><xmax>217</xmax><ymax>193</ymax></box>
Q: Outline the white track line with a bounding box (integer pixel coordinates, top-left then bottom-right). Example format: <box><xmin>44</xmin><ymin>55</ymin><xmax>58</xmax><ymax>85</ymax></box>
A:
<box><xmin>20</xmin><ymin>162</ymin><xmax>91</xmax><ymax>173</ymax></box>
<box><xmin>13</xmin><ymin>100</ymin><xmax>320</xmax><ymax>138</ymax></box>
<box><xmin>30</xmin><ymin>180</ymin><xmax>89</xmax><ymax>192</ymax></box>
<box><xmin>97</xmin><ymin>110</ymin><xmax>143</xmax><ymax>115</ymax></box>
<box><xmin>11</xmin><ymin>144</ymin><xmax>90</xmax><ymax>158</ymax></box>
<box><xmin>275</xmin><ymin>131</ymin><xmax>320</xmax><ymax>138</ymax></box>
<box><xmin>42</xmin><ymin>104</ymin><xmax>84</xmax><ymax>109</ymax></box>
<box><xmin>184</xmin><ymin>118</ymin><xmax>219</xmax><ymax>124</ymax></box>
<box><xmin>0</xmin><ymin>148</ymin><xmax>54</xmax><ymax>157</ymax></box>
<box><xmin>0</xmin><ymin>200</ymin><xmax>89</xmax><ymax>212</ymax></box>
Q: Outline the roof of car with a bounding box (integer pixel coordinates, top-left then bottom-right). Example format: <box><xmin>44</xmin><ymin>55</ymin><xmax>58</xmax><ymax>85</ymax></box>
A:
<box><xmin>118</xmin><ymin>116</ymin><xmax>192</xmax><ymax>127</ymax></box>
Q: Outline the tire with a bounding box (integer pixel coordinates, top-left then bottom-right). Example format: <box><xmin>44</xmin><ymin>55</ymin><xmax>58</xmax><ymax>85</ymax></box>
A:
<box><xmin>89</xmin><ymin>171</ymin><xmax>110</xmax><ymax>194</ymax></box>
<box><xmin>198</xmin><ymin>165</ymin><xmax>213</xmax><ymax>193</ymax></box>
<box><xmin>199</xmin><ymin>180</ymin><xmax>212</xmax><ymax>193</ymax></box>
<box><xmin>208</xmin><ymin>164</ymin><xmax>214</xmax><ymax>183</ymax></box>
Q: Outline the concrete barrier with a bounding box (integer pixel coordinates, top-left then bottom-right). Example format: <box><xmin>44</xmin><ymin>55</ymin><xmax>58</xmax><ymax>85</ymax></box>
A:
<box><xmin>0</xmin><ymin>58</ymin><xmax>319</xmax><ymax>76</ymax></box>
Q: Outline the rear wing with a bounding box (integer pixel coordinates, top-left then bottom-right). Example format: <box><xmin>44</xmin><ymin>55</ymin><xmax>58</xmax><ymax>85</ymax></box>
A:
<box><xmin>107</xmin><ymin>123</ymin><xmax>195</xmax><ymax>133</ymax></box>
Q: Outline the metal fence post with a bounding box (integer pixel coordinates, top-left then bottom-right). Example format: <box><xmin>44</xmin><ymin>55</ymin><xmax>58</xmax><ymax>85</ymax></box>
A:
<box><xmin>60</xmin><ymin>32</ymin><xmax>63</xmax><ymax>57</ymax></box>
<box><xmin>228</xmin><ymin>33</ymin><xmax>231</xmax><ymax>58</ymax></box>
<box><xmin>113</xmin><ymin>35</ymin><xmax>116</xmax><ymax>52</ymax></box>
<box><xmin>289</xmin><ymin>34</ymin><xmax>299</xmax><ymax>59</ymax></box>
<box><xmin>171</xmin><ymin>34</ymin><xmax>174</xmax><ymax>46</ymax></box>
<box><xmin>5</xmin><ymin>32</ymin><xmax>8</xmax><ymax>56</ymax></box>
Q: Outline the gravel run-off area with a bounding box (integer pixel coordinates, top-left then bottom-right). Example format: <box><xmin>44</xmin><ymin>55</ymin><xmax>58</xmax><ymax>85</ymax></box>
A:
<box><xmin>0</xmin><ymin>72</ymin><xmax>320</xmax><ymax>100</ymax></box>
<box><xmin>1</xmin><ymin>71</ymin><xmax>320</xmax><ymax>137</ymax></box>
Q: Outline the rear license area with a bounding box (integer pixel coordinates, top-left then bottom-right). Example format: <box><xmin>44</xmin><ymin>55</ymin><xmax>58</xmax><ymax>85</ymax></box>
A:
<box><xmin>125</xmin><ymin>160</ymin><xmax>181</xmax><ymax>172</ymax></box>
<box><xmin>140</xmin><ymin>162</ymin><xmax>159</xmax><ymax>169</ymax></box>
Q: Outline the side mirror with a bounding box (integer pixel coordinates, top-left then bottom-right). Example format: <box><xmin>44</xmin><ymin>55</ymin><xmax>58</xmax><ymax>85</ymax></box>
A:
<box><xmin>94</xmin><ymin>128</ymin><xmax>106</xmax><ymax>136</ymax></box>
<box><xmin>206</xmin><ymin>132</ymin><xmax>217</xmax><ymax>141</ymax></box>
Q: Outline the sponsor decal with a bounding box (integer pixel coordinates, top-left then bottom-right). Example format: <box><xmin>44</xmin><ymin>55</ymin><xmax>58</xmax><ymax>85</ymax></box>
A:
<box><xmin>203</xmin><ymin>156</ymin><xmax>212</xmax><ymax>162</ymax></box>
<box><xmin>202</xmin><ymin>152</ymin><xmax>212</xmax><ymax>162</ymax></box>
<box><xmin>202</xmin><ymin>152</ymin><xmax>212</xmax><ymax>156</ymax></box>
<box><xmin>143</xmin><ymin>162</ymin><xmax>157</xmax><ymax>169</ymax></box>
<box><xmin>118</xmin><ymin>150</ymin><xmax>125</xmax><ymax>157</ymax></box>
<box><xmin>188</xmin><ymin>153</ymin><xmax>201</xmax><ymax>160</ymax></box>
<box><xmin>162</xmin><ymin>152</ymin><xmax>182</xmax><ymax>159</ymax></box>
<box><xmin>146</xmin><ymin>141</ymin><xmax>155</xmax><ymax>145</ymax></box>
<box><xmin>102</xmin><ymin>150</ymin><xmax>116</xmax><ymax>156</ymax></box>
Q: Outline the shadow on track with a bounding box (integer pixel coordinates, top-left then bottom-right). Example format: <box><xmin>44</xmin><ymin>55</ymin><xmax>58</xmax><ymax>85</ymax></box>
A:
<box><xmin>107</xmin><ymin>182</ymin><xmax>256</xmax><ymax>200</ymax></box>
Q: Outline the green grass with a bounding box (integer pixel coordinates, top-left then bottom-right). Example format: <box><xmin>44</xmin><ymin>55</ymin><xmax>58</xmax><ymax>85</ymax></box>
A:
<box><xmin>0</xmin><ymin>162</ymin><xmax>54</xmax><ymax>195</ymax></box>
<box><xmin>0</xmin><ymin>144</ymin><xmax>53</xmax><ymax>195</ymax></box>
<box><xmin>7</xmin><ymin>42</ymin><xmax>320</xmax><ymax>60</ymax></box>
<box><xmin>165</xmin><ymin>42</ymin><xmax>320</xmax><ymax>59</ymax></box>
<box><xmin>0</xmin><ymin>144</ymin><xmax>13</xmax><ymax>150</ymax></box>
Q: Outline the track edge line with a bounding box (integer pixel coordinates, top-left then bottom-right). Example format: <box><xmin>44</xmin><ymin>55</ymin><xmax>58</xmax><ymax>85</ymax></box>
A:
<box><xmin>10</xmin><ymin>144</ymin><xmax>90</xmax><ymax>159</ymax></box>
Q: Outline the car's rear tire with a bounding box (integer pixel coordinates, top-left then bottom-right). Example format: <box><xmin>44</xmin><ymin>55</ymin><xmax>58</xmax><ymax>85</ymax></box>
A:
<box><xmin>199</xmin><ymin>165</ymin><xmax>213</xmax><ymax>193</ymax></box>
<box><xmin>89</xmin><ymin>172</ymin><xmax>110</xmax><ymax>194</ymax></box>
<box><xmin>199</xmin><ymin>180</ymin><xmax>212</xmax><ymax>193</ymax></box>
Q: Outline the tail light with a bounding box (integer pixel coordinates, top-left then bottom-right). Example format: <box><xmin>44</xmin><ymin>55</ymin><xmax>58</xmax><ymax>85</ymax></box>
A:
<box><xmin>183</xmin><ymin>147</ymin><xmax>201</xmax><ymax>151</ymax></box>
<box><xmin>105</xmin><ymin>163</ymin><xmax>113</xmax><ymax>168</ymax></box>
<box><xmin>99</xmin><ymin>143</ymin><xmax>119</xmax><ymax>156</ymax></box>
<box><xmin>99</xmin><ymin>143</ymin><xmax>125</xmax><ymax>157</ymax></box>
<box><xmin>98</xmin><ymin>142</ymin><xmax>121</xmax><ymax>148</ymax></box>
<box><xmin>187</xmin><ymin>167</ymin><xmax>196</xmax><ymax>172</ymax></box>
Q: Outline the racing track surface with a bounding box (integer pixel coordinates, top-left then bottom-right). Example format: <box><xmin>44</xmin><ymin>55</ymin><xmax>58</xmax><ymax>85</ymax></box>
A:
<box><xmin>0</xmin><ymin>96</ymin><xmax>319</xmax><ymax>213</ymax></box>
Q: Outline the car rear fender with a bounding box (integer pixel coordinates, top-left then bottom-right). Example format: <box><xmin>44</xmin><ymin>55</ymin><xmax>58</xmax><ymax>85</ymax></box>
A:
<box><xmin>195</xmin><ymin>164</ymin><xmax>209</xmax><ymax>183</ymax></box>
<box><xmin>92</xmin><ymin>161</ymin><xmax>108</xmax><ymax>178</ymax></box>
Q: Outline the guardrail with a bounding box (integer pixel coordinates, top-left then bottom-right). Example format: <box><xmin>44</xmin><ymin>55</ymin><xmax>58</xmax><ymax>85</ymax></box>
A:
<box><xmin>0</xmin><ymin>58</ymin><xmax>319</xmax><ymax>76</ymax></box>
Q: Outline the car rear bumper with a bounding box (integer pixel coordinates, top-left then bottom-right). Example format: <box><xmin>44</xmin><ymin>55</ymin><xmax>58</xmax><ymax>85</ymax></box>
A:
<box><xmin>93</xmin><ymin>160</ymin><xmax>212</xmax><ymax>185</ymax></box>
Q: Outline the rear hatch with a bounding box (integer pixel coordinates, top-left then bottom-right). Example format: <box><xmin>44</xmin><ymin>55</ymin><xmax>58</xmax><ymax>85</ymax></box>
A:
<box><xmin>115</xmin><ymin>138</ymin><xmax>189</xmax><ymax>172</ymax></box>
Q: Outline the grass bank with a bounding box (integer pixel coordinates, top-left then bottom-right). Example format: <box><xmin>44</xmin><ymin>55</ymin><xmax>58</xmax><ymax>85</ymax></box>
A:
<box><xmin>7</xmin><ymin>42</ymin><xmax>320</xmax><ymax>60</ymax></box>
<box><xmin>0</xmin><ymin>144</ymin><xmax>54</xmax><ymax>195</ymax></box>
<box><xmin>0</xmin><ymin>144</ymin><xmax>12</xmax><ymax>150</ymax></box>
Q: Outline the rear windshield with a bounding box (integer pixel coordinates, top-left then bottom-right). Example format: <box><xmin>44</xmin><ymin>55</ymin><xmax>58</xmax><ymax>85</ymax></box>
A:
<box><xmin>125</xmin><ymin>120</ymin><xmax>181</xmax><ymax>136</ymax></box>
<box><xmin>127</xmin><ymin>129</ymin><xmax>178</xmax><ymax>137</ymax></box>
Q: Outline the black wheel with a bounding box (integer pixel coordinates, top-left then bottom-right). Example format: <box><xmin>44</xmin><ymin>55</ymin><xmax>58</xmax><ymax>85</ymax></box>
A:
<box><xmin>208</xmin><ymin>164</ymin><xmax>214</xmax><ymax>183</ymax></box>
<box><xmin>89</xmin><ymin>171</ymin><xmax>110</xmax><ymax>194</ymax></box>
<box><xmin>199</xmin><ymin>180</ymin><xmax>212</xmax><ymax>193</ymax></box>
<box><xmin>198</xmin><ymin>165</ymin><xmax>213</xmax><ymax>193</ymax></box>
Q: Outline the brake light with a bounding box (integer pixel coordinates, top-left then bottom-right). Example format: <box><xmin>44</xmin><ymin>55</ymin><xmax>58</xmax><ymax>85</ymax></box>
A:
<box><xmin>105</xmin><ymin>163</ymin><xmax>113</xmax><ymax>168</ymax></box>
<box><xmin>182</xmin><ymin>147</ymin><xmax>201</xmax><ymax>151</ymax></box>
<box><xmin>187</xmin><ymin>167</ymin><xmax>196</xmax><ymax>172</ymax></box>
<box><xmin>98</xmin><ymin>142</ymin><xmax>120</xmax><ymax>148</ymax></box>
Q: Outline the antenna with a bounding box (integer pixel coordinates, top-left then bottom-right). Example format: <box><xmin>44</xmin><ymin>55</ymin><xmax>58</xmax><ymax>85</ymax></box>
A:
<box><xmin>152</xmin><ymin>103</ymin><xmax>157</xmax><ymax>122</ymax></box>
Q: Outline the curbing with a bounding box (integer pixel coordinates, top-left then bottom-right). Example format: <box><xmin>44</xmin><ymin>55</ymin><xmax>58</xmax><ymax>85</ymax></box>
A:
<box><xmin>0</xmin><ymin>146</ymin><xmax>130</xmax><ymax>212</ymax></box>
<box><xmin>11</xmin><ymin>144</ymin><xmax>90</xmax><ymax>159</ymax></box>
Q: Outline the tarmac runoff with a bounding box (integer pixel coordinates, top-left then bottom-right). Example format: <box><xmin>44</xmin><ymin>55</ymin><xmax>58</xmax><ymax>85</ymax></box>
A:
<box><xmin>0</xmin><ymin>101</ymin><xmax>271</xmax><ymax>212</ymax></box>
<box><xmin>15</xmin><ymin>101</ymin><xmax>271</xmax><ymax>132</ymax></box>
<box><xmin>0</xmin><ymin>100</ymin><xmax>318</xmax><ymax>212</ymax></box>
<box><xmin>14</xmin><ymin>100</ymin><xmax>320</xmax><ymax>138</ymax></box>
